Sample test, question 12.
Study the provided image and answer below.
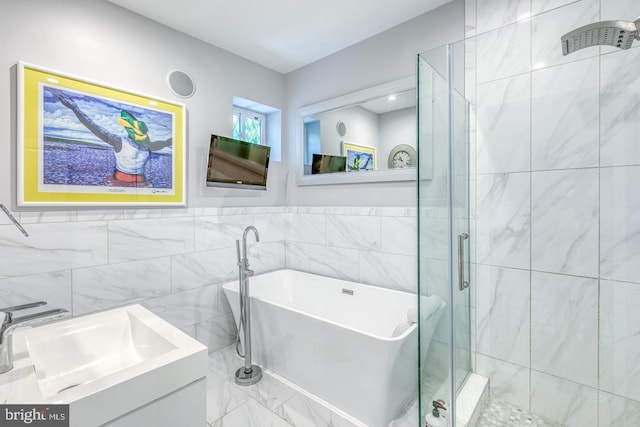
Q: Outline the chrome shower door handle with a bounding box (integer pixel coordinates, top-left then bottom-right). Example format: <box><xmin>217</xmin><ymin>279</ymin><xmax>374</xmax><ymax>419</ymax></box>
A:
<box><xmin>458</xmin><ymin>233</ymin><xmax>469</xmax><ymax>291</ymax></box>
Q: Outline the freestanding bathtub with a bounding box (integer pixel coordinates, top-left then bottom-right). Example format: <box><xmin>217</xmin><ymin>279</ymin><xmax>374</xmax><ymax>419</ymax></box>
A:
<box><xmin>222</xmin><ymin>269</ymin><xmax>445</xmax><ymax>427</ymax></box>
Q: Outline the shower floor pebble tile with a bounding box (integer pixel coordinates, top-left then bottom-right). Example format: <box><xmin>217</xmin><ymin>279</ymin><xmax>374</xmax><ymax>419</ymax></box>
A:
<box><xmin>477</xmin><ymin>400</ymin><xmax>565</xmax><ymax>427</ymax></box>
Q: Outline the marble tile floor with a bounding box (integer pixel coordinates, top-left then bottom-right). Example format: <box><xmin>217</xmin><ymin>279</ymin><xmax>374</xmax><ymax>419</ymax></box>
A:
<box><xmin>206</xmin><ymin>345</ymin><xmax>418</xmax><ymax>427</ymax></box>
<box><xmin>476</xmin><ymin>400</ymin><xmax>565</xmax><ymax>427</ymax></box>
<box><xmin>205</xmin><ymin>349</ymin><xmax>562</xmax><ymax>427</ymax></box>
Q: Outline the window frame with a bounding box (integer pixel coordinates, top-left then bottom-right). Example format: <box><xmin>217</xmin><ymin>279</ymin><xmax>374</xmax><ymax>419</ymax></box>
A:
<box><xmin>232</xmin><ymin>106</ymin><xmax>266</xmax><ymax>145</ymax></box>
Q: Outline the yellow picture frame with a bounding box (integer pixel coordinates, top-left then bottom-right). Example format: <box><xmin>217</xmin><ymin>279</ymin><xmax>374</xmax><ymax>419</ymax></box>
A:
<box><xmin>342</xmin><ymin>141</ymin><xmax>376</xmax><ymax>172</ymax></box>
<box><xmin>17</xmin><ymin>61</ymin><xmax>186</xmax><ymax>207</ymax></box>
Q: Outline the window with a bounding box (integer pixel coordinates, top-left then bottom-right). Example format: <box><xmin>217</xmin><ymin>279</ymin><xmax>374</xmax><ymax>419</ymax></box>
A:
<box><xmin>232</xmin><ymin>106</ymin><xmax>265</xmax><ymax>145</ymax></box>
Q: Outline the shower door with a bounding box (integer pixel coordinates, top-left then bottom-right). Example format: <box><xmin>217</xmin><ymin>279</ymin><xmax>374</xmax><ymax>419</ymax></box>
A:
<box><xmin>417</xmin><ymin>42</ymin><xmax>471</xmax><ymax>426</ymax></box>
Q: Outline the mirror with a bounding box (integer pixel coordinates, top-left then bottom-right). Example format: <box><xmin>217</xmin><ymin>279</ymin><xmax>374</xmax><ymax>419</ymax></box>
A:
<box><xmin>297</xmin><ymin>77</ymin><xmax>417</xmax><ymax>185</ymax></box>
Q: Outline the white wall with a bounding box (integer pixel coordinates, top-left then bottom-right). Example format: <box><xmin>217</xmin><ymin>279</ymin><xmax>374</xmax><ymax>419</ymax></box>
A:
<box><xmin>379</xmin><ymin>107</ymin><xmax>416</xmax><ymax>167</ymax></box>
<box><xmin>0</xmin><ymin>0</ymin><xmax>286</xmax><ymax>209</ymax></box>
<box><xmin>284</xmin><ymin>0</ymin><xmax>465</xmax><ymax>207</ymax></box>
<box><xmin>0</xmin><ymin>0</ymin><xmax>290</xmax><ymax>362</ymax></box>
<box><xmin>314</xmin><ymin>106</ymin><xmax>380</xmax><ymax>156</ymax></box>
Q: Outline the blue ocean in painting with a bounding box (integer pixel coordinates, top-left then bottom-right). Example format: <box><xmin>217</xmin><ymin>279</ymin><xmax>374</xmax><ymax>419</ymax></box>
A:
<box><xmin>43</xmin><ymin>140</ymin><xmax>172</xmax><ymax>188</ymax></box>
<box><xmin>346</xmin><ymin>152</ymin><xmax>374</xmax><ymax>171</ymax></box>
<box><xmin>41</xmin><ymin>86</ymin><xmax>174</xmax><ymax>188</ymax></box>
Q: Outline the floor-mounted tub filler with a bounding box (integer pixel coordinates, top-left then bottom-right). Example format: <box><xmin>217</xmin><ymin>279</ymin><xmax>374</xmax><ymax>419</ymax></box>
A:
<box><xmin>223</xmin><ymin>269</ymin><xmax>445</xmax><ymax>427</ymax></box>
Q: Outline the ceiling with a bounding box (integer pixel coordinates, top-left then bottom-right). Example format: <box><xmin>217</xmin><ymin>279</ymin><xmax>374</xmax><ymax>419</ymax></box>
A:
<box><xmin>106</xmin><ymin>0</ymin><xmax>451</xmax><ymax>74</ymax></box>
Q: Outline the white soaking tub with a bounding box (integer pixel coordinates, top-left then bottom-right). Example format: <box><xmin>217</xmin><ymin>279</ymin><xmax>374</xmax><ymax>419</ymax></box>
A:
<box><xmin>222</xmin><ymin>269</ymin><xmax>445</xmax><ymax>427</ymax></box>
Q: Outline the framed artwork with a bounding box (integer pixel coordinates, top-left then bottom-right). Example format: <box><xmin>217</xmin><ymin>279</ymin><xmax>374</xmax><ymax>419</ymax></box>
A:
<box><xmin>17</xmin><ymin>61</ymin><xmax>186</xmax><ymax>207</ymax></box>
<box><xmin>342</xmin><ymin>142</ymin><xmax>376</xmax><ymax>172</ymax></box>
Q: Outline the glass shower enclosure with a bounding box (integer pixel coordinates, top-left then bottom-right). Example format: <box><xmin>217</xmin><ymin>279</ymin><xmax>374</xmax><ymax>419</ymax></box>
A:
<box><xmin>417</xmin><ymin>41</ymin><xmax>472</xmax><ymax>427</ymax></box>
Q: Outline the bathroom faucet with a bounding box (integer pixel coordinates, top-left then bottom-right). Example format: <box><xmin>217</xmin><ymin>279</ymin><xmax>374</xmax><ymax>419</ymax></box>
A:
<box><xmin>234</xmin><ymin>226</ymin><xmax>262</xmax><ymax>386</ymax></box>
<box><xmin>240</xmin><ymin>226</ymin><xmax>260</xmax><ymax>276</ymax></box>
<box><xmin>0</xmin><ymin>301</ymin><xmax>70</xmax><ymax>374</ymax></box>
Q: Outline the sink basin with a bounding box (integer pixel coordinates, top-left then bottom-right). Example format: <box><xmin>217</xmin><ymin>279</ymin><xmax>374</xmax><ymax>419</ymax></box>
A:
<box><xmin>2</xmin><ymin>304</ymin><xmax>207</xmax><ymax>427</ymax></box>
<box><xmin>24</xmin><ymin>308</ymin><xmax>177</xmax><ymax>397</ymax></box>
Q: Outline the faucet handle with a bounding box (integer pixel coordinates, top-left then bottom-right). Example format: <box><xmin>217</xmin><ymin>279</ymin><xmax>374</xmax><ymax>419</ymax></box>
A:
<box><xmin>0</xmin><ymin>301</ymin><xmax>47</xmax><ymax>313</ymax></box>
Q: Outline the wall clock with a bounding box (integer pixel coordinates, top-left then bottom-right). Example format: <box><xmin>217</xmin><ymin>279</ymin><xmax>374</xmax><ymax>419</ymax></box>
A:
<box><xmin>388</xmin><ymin>144</ymin><xmax>417</xmax><ymax>168</ymax></box>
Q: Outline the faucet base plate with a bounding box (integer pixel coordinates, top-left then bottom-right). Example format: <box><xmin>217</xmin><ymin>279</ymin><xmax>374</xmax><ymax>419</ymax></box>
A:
<box><xmin>235</xmin><ymin>365</ymin><xmax>262</xmax><ymax>386</ymax></box>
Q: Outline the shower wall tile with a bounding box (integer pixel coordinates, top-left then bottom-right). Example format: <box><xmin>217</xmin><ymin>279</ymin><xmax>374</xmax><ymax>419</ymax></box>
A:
<box><xmin>72</xmin><ymin>258</ymin><xmax>172</xmax><ymax>315</ymax></box>
<box><xmin>476</xmin><ymin>354</ymin><xmax>530</xmax><ymax>410</ymax></box>
<box><xmin>599</xmin><ymin>391</ymin><xmax>640</xmax><ymax>427</ymax></box>
<box><xmin>160</xmin><ymin>207</ymin><xmax>194</xmax><ymax>218</ymax></box>
<box><xmin>358</xmin><ymin>251</ymin><xmax>417</xmax><ymax>292</ymax></box>
<box><xmin>325</xmin><ymin>214</ymin><xmax>380</xmax><ymax>251</ymax></box>
<box><xmin>465</xmin><ymin>0</ymin><xmax>477</xmax><ymax>37</ymax></box>
<box><xmin>600</xmin><ymin>166</ymin><xmax>640</xmax><ymax>283</ymax></box>
<box><xmin>76</xmin><ymin>209</ymin><xmax>125</xmax><ymax>221</ymax></box>
<box><xmin>421</xmin><ymin>258</ymin><xmax>448</xmax><ymax>301</ymax></box>
<box><xmin>308</xmin><ymin>244</ymin><xmax>359</xmax><ymax>282</ymax></box>
<box><xmin>285</xmin><ymin>241</ymin><xmax>309</xmax><ymax>272</ymax></box>
<box><xmin>171</xmin><ymin>248</ymin><xmax>237</xmax><ymax>291</ymax></box>
<box><xmin>286</xmin><ymin>213</ymin><xmax>326</xmax><ymax>244</ymax></box>
<box><xmin>193</xmin><ymin>214</ymin><xmax>253</xmax><ymax>251</ymax></box>
<box><xmin>19</xmin><ymin>210</ymin><xmax>77</xmax><ymax>224</ymax></box>
<box><xmin>0</xmin><ymin>271</ymin><xmax>71</xmax><ymax>312</ymax></box>
<box><xmin>601</xmin><ymin>0</ymin><xmax>640</xmax><ymax>22</ymax></box>
<box><xmin>380</xmin><ymin>216</ymin><xmax>417</xmax><ymax>256</ymax></box>
<box><xmin>476</xmin><ymin>73</ymin><xmax>531</xmax><ymax>174</ymax></box>
<box><xmin>468</xmin><ymin>0</ymin><xmax>640</xmax><ymax>423</ymax></box>
<box><xmin>248</xmin><ymin>241</ymin><xmax>285</xmax><ymax>274</ymax></box>
<box><xmin>254</xmin><ymin>213</ymin><xmax>286</xmax><ymax>243</ymax></box>
<box><xmin>530</xmin><ymin>272</ymin><xmax>598</xmax><ymax>387</ymax></box>
<box><xmin>600</xmin><ymin>280</ymin><xmax>640</xmax><ymax>402</ymax></box>
<box><xmin>530</xmin><ymin>371</ymin><xmax>598</xmax><ymax>427</ymax></box>
<box><xmin>218</xmin><ymin>283</ymin><xmax>233</xmax><ymax>315</ymax></box>
<box><xmin>195</xmin><ymin>313</ymin><xmax>236</xmax><ymax>353</ymax></box>
<box><xmin>531</xmin><ymin>57</ymin><xmax>599</xmax><ymax>170</ymax></box>
<box><xmin>122</xmin><ymin>209</ymin><xmax>163</xmax><ymax>220</ymax></box>
<box><xmin>531</xmin><ymin>0</ymin><xmax>579</xmax><ymax>15</ymax></box>
<box><xmin>108</xmin><ymin>217</ymin><xmax>194</xmax><ymax>263</ymax></box>
<box><xmin>476</xmin><ymin>20</ymin><xmax>531</xmax><ymax>84</ymax></box>
<box><xmin>476</xmin><ymin>265</ymin><xmax>530</xmax><ymax>367</ymax></box>
<box><xmin>476</xmin><ymin>0</ymin><xmax>531</xmax><ymax>34</ymax></box>
<box><xmin>421</xmin><ymin>217</ymin><xmax>449</xmax><ymax>261</ymax></box>
<box><xmin>0</xmin><ymin>222</ymin><xmax>108</xmax><ymax>278</ymax></box>
<box><xmin>531</xmin><ymin>0</ymin><xmax>599</xmax><ymax>70</ymax></box>
<box><xmin>531</xmin><ymin>169</ymin><xmax>598</xmax><ymax>277</ymax></box>
<box><xmin>476</xmin><ymin>172</ymin><xmax>530</xmax><ymax>269</ymax></box>
<box><xmin>141</xmin><ymin>283</ymin><xmax>220</xmax><ymax>329</ymax></box>
<box><xmin>600</xmin><ymin>48</ymin><xmax>640</xmax><ymax>167</ymax></box>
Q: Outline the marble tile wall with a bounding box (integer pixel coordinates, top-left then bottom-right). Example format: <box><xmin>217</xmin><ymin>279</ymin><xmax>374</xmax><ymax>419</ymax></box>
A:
<box><xmin>466</xmin><ymin>0</ymin><xmax>640</xmax><ymax>425</ymax></box>
<box><xmin>0</xmin><ymin>206</ymin><xmax>287</xmax><ymax>353</ymax></box>
<box><xmin>0</xmin><ymin>205</ymin><xmax>418</xmax><ymax>356</ymax></box>
<box><xmin>285</xmin><ymin>207</ymin><xmax>418</xmax><ymax>293</ymax></box>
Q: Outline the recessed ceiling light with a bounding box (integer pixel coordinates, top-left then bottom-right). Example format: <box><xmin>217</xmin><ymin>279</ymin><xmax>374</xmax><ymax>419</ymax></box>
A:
<box><xmin>388</xmin><ymin>95</ymin><xmax>397</xmax><ymax>102</ymax></box>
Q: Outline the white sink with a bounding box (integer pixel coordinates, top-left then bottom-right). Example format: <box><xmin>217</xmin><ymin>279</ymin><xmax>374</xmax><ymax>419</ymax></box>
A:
<box><xmin>1</xmin><ymin>304</ymin><xmax>207</xmax><ymax>427</ymax></box>
<box><xmin>24</xmin><ymin>308</ymin><xmax>178</xmax><ymax>397</ymax></box>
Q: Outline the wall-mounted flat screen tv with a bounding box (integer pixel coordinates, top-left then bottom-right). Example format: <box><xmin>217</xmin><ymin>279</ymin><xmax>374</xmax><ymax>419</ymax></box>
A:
<box><xmin>206</xmin><ymin>134</ymin><xmax>270</xmax><ymax>190</ymax></box>
<box><xmin>311</xmin><ymin>154</ymin><xmax>347</xmax><ymax>174</ymax></box>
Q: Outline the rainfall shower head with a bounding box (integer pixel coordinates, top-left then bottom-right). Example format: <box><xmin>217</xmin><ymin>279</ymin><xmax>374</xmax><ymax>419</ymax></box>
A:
<box><xmin>561</xmin><ymin>17</ymin><xmax>640</xmax><ymax>55</ymax></box>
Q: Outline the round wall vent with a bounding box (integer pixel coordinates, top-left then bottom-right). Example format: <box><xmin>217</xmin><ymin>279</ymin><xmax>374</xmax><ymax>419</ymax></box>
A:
<box><xmin>167</xmin><ymin>70</ymin><xmax>195</xmax><ymax>98</ymax></box>
<box><xmin>336</xmin><ymin>120</ymin><xmax>347</xmax><ymax>137</ymax></box>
